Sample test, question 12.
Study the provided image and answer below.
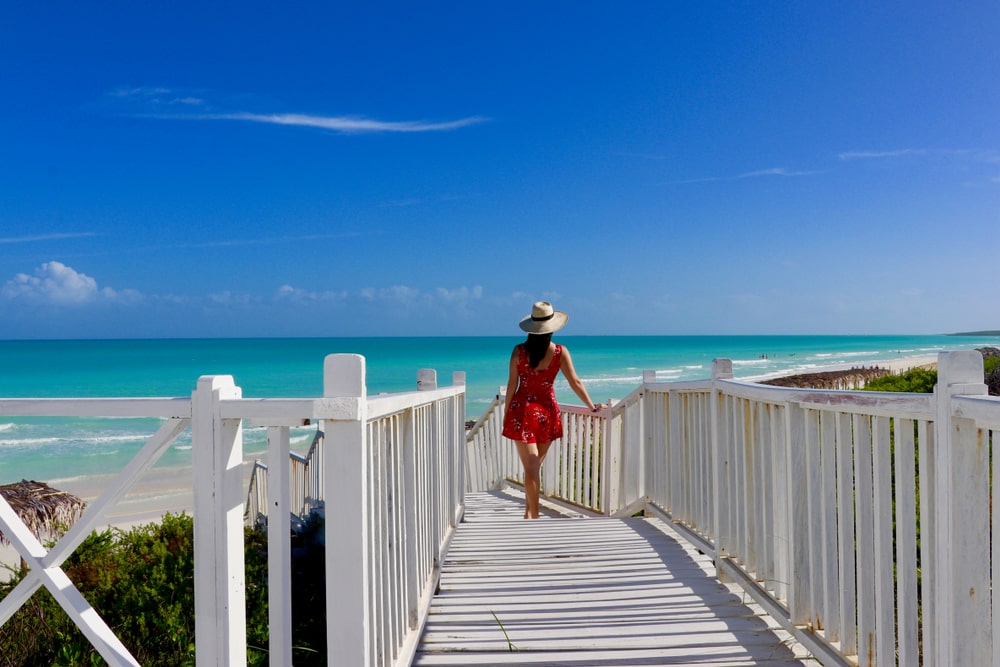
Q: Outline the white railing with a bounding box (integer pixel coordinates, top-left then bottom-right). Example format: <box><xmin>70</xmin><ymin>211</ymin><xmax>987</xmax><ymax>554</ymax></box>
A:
<box><xmin>466</xmin><ymin>350</ymin><xmax>999</xmax><ymax>667</ymax></box>
<box><xmin>245</xmin><ymin>427</ymin><xmax>324</xmax><ymax>529</ymax></box>
<box><xmin>465</xmin><ymin>393</ymin><xmax>613</xmax><ymax>514</ymax></box>
<box><xmin>0</xmin><ymin>354</ymin><xmax>467</xmax><ymax>667</ymax></box>
<box><xmin>464</xmin><ymin>394</ymin><xmax>507</xmax><ymax>493</ymax></box>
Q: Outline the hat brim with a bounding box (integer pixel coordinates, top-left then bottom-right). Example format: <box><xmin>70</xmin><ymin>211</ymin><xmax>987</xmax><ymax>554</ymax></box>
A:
<box><xmin>519</xmin><ymin>311</ymin><xmax>568</xmax><ymax>334</ymax></box>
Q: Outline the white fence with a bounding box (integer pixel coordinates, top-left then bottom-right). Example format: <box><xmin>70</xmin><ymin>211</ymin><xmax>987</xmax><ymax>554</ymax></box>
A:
<box><xmin>0</xmin><ymin>354</ymin><xmax>467</xmax><ymax>667</ymax></box>
<box><xmin>466</xmin><ymin>350</ymin><xmax>1000</xmax><ymax>667</ymax></box>
<box><xmin>466</xmin><ymin>393</ymin><xmax>618</xmax><ymax>514</ymax></box>
<box><xmin>245</xmin><ymin>427</ymin><xmax>324</xmax><ymax>530</ymax></box>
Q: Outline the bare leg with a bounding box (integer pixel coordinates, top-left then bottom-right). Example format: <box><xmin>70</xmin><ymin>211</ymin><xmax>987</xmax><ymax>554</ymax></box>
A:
<box><xmin>515</xmin><ymin>440</ymin><xmax>552</xmax><ymax>519</ymax></box>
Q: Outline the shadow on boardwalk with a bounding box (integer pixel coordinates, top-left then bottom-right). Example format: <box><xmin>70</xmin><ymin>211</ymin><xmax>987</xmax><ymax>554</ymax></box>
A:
<box><xmin>414</xmin><ymin>489</ymin><xmax>819</xmax><ymax>666</ymax></box>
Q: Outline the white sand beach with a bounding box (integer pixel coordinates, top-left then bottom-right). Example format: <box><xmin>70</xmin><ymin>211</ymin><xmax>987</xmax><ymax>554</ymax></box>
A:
<box><xmin>744</xmin><ymin>353</ymin><xmax>938</xmax><ymax>384</ymax></box>
<box><xmin>1</xmin><ymin>459</ymin><xmax>261</xmax><ymax>575</ymax></box>
<box><xmin>874</xmin><ymin>354</ymin><xmax>937</xmax><ymax>373</ymax></box>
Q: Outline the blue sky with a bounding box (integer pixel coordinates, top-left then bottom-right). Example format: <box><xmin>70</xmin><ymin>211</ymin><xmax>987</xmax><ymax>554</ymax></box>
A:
<box><xmin>2</xmin><ymin>2</ymin><xmax>998</xmax><ymax>339</ymax></box>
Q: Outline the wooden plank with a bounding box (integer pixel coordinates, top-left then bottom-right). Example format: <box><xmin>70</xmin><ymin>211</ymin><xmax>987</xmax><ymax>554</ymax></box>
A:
<box><xmin>894</xmin><ymin>419</ymin><xmax>918</xmax><ymax>666</ymax></box>
<box><xmin>853</xmin><ymin>415</ymin><xmax>876</xmax><ymax>667</ymax></box>
<box><xmin>872</xmin><ymin>416</ymin><xmax>895</xmax><ymax>667</ymax></box>
<box><xmin>414</xmin><ymin>490</ymin><xmax>819</xmax><ymax>667</ymax></box>
<box><xmin>834</xmin><ymin>412</ymin><xmax>858</xmax><ymax>657</ymax></box>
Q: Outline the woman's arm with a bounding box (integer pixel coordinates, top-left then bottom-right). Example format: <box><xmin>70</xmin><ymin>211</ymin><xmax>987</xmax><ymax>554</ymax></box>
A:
<box><xmin>560</xmin><ymin>347</ymin><xmax>600</xmax><ymax>411</ymax></box>
<box><xmin>503</xmin><ymin>346</ymin><xmax>519</xmax><ymax>413</ymax></box>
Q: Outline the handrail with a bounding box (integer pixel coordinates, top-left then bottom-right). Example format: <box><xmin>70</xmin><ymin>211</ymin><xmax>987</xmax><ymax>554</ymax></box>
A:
<box><xmin>245</xmin><ymin>460</ymin><xmax>269</xmax><ymax>529</ymax></box>
<box><xmin>244</xmin><ymin>427</ymin><xmax>324</xmax><ymax>530</ymax></box>
<box><xmin>464</xmin><ymin>352</ymin><xmax>1000</xmax><ymax>667</ymax></box>
<box><xmin>464</xmin><ymin>350</ymin><xmax>1000</xmax><ymax>667</ymax></box>
<box><xmin>0</xmin><ymin>357</ymin><xmax>467</xmax><ymax>667</ymax></box>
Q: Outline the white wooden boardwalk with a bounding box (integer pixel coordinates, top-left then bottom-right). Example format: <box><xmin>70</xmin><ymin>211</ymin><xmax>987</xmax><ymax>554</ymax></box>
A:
<box><xmin>413</xmin><ymin>489</ymin><xmax>819</xmax><ymax>666</ymax></box>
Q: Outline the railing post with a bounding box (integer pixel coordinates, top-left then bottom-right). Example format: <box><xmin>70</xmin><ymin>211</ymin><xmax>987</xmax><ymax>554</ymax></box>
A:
<box><xmin>642</xmin><ymin>371</ymin><xmax>657</xmax><ymax>505</ymax></box>
<box><xmin>711</xmin><ymin>359</ymin><xmax>733</xmax><ymax>567</ymax></box>
<box><xmin>323</xmin><ymin>354</ymin><xmax>371</xmax><ymax>667</ymax></box>
<box><xmin>605</xmin><ymin>399</ymin><xmax>623</xmax><ymax>514</ymax></box>
<box><xmin>451</xmin><ymin>372</ymin><xmax>466</xmax><ymax>526</ymax></box>
<box><xmin>266</xmin><ymin>426</ymin><xmax>292</xmax><ymax>666</ymax></box>
<box><xmin>417</xmin><ymin>368</ymin><xmax>443</xmax><ymax>562</ymax></box>
<box><xmin>496</xmin><ymin>386</ymin><xmax>507</xmax><ymax>485</ymax></box>
<box><xmin>418</xmin><ymin>368</ymin><xmax>437</xmax><ymax>391</ymax></box>
<box><xmin>192</xmin><ymin>375</ymin><xmax>246</xmax><ymax>667</ymax></box>
<box><xmin>600</xmin><ymin>400</ymin><xmax>618</xmax><ymax>515</ymax></box>
<box><xmin>401</xmin><ymin>402</ymin><xmax>420</xmax><ymax>631</ymax></box>
<box><xmin>784</xmin><ymin>393</ymin><xmax>810</xmax><ymax>627</ymax></box>
<box><xmin>667</xmin><ymin>387</ymin><xmax>682</xmax><ymax>517</ymax></box>
<box><xmin>932</xmin><ymin>350</ymin><xmax>988</xmax><ymax>666</ymax></box>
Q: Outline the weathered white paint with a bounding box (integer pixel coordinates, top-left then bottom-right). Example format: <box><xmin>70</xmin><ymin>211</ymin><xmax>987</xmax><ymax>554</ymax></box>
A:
<box><xmin>323</xmin><ymin>354</ymin><xmax>372</xmax><ymax>667</ymax></box>
<box><xmin>414</xmin><ymin>490</ymin><xmax>817</xmax><ymax>666</ymax></box>
<box><xmin>192</xmin><ymin>375</ymin><xmax>247</xmax><ymax>667</ymax></box>
<box><xmin>4</xmin><ymin>348</ymin><xmax>999</xmax><ymax>667</ymax></box>
<box><xmin>462</xmin><ymin>349</ymin><xmax>1000</xmax><ymax>667</ymax></box>
<box><xmin>934</xmin><ymin>351</ymin><xmax>991</xmax><ymax>667</ymax></box>
<box><xmin>1</xmin><ymin>355</ymin><xmax>467</xmax><ymax>667</ymax></box>
<box><xmin>266</xmin><ymin>425</ymin><xmax>293</xmax><ymax>665</ymax></box>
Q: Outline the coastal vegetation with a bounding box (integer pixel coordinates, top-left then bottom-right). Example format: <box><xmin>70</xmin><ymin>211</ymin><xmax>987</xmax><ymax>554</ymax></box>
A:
<box><xmin>0</xmin><ymin>513</ymin><xmax>327</xmax><ymax>666</ymax></box>
<box><xmin>862</xmin><ymin>367</ymin><xmax>938</xmax><ymax>393</ymax></box>
<box><xmin>861</xmin><ymin>347</ymin><xmax>999</xmax><ymax>395</ymax></box>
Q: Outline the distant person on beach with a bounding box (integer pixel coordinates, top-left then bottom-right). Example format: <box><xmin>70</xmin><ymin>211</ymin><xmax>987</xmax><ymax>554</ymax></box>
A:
<box><xmin>502</xmin><ymin>302</ymin><xmax>600</xmax><ymax>519</ymax></box>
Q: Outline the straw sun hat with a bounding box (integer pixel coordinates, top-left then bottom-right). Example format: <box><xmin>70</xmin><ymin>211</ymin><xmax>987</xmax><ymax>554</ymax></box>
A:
<box><xmin>519</xmin><ymin>301</ymin><xmax>568</xmax><ymax>334</ymax></box>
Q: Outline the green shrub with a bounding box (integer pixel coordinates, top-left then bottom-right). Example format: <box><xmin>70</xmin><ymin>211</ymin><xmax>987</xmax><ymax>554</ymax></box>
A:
<box><xmin>862</xmin><ymin>353</ymin><xmax>1000</xmax><ymax>395</ymax></box>
<box><xmin>863</xmin><ymin>367</ymin><xmax>938</xmax><ymax>393</ymax></box>
<box><xmin>0</xmin><ymin>513</ymin><xmax>305</xmax><ymax>666</ymax></box>
<box><xmin>986</xmin><ymin>355</ymin><xmax>1000</xmax><ymax>375</ymax></box>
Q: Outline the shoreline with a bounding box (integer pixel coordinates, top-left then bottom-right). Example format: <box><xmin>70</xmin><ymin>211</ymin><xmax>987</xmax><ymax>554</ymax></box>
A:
<box><xmin>747</xmin><ymin>354</ymin><xmax>937</xmax><ymax>389</ymax></box>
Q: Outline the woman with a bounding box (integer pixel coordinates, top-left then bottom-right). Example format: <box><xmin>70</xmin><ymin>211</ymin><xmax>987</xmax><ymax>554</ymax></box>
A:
<box><xmin>502</xmin><ymin>302</ymin><xmax>601</xmax><ymax>518</ymax></box>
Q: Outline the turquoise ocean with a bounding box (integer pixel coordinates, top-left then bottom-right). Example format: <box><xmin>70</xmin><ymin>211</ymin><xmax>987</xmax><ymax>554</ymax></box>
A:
<box><xmin>1</xmin><ymin>334</ymin><xmax>998</xmax><ymax>487</ymax></box>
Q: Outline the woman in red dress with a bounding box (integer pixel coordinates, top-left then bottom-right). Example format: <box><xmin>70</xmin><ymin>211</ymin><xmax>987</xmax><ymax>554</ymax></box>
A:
<box><xmin>502</xmin><ymin>302</ymin><xmax>601</xmax><ymax>518</ymax></box>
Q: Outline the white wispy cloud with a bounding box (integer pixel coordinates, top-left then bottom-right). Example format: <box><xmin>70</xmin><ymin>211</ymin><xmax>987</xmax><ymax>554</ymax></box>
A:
<box><xmin>275</xmin><ymin>285</ymin><xmax>349</xmax><ymax>303</ymax></box>
<box><xmin>436</xmin><ymin>286</ymin><xmax>483</xmax><ymax>302</ymax></box>
<box><xmin>837</xmin><ymin>149</ymin><xmax>928</xmax><ymax>160</ymax></box>
<box><xmin>737</xmin><ymin>167</ymin><xmax>816</xmax><ymax>178</ymax></box>
<box><xmin>0</xmin><ymin>232</ymin><xmax>97</xmax><ymax>244</ymax></box>
<box><xmin>360</xmin><ymin>285</ymin><xmax>424</xmax><ymax>303</ymax></box>
<box><xmin>110</xmin><ymin>86</ymin><xmax>206</xmax><ymax>107</ymax></box>
<box><xmin>279</xmin><ymin>284</ymin><xmax>483</xmax><ymax>309</ymax></box>
<box><xmin>2</xmin><ymin>261</ymin><xmax>142</xmax><ymax>306</ymax></box>
<box><xmin>108</xmin><ymin>86</ymin><xmax>487</xmax><ymax>134</ymax></box>
<box><xmin>671</xmin><ymin>167</ymin><xmax>817</xmax><ymax>184</ymax></box>
<box><xmin>196</xmin><ymin>112</ymin><xmax>487</xmax><ymax>134</ymax></box>
<box><xmin>836</xmin><ymin>148</ymin><xmax>1000</xmax><ymax>162</ymax></box>
<box><xmin>164</xmin><ymin>232</ymin><xmax>362</xmax><ymax>250</ymax></box>
<box><xmin>379</xmin><ymin>198</ymin><xmax>423</xmax><ymax>208</ymax></box>
<box><xmin>837</xmin><ymin>148</ymin><xmax>1000</xmax><ymax>185</ymax></box>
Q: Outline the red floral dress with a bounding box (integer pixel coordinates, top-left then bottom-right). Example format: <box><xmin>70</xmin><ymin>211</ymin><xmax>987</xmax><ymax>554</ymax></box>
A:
<box><xmin>502</xmin><ymin>344</ymin><xmax>563</xmax><ymax>444</ymax></box>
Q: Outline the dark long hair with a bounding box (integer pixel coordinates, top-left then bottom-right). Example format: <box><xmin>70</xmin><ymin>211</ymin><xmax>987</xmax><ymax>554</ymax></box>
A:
<box><xmin>524</xmin><ymin>332</ymin><xmax>553</xmax><ymax>369</ymax></box>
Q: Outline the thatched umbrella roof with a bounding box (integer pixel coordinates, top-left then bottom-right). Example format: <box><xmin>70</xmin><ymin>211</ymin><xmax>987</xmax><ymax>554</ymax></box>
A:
<box><xmin>0</xmin><ymin>479</ymin><xmax>87</xmax><ymax>545</ymax></box>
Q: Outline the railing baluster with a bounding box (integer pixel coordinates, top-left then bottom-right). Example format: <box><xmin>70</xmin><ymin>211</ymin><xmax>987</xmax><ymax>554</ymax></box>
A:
<box><xmin>835</xmin><ymin>411</ymin><xmax>858</xmax><ymax>657</ymax></box>
<box><xmin>266</xmin><ymin>425</ymin><xmax>293</xmax><ymax>665</ymax></box>
<box><xmin>894</xmin><ymin>418</ymin><xmax>919</xmax><ymax>665</ymax></box>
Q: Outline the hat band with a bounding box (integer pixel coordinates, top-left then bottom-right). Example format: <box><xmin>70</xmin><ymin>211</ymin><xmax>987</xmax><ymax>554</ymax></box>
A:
<box><xmin>532</xmin><ymin>313</ymin><xmax>554</xmax><ymax>322</ymax></box>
